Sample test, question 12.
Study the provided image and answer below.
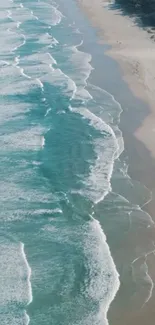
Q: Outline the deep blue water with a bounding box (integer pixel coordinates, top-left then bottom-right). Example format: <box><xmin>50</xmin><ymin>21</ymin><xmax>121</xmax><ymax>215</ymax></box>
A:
<box><xmin>0</xmin><ymin>0</ymin><xmax>154</xmax><ymax>324</ymax></box>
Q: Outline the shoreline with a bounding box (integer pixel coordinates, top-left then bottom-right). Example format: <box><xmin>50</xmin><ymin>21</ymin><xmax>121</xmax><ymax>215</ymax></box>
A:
<box><xmin>78</xmin><ymin>0</ymin><xmax>155</xmax><ymax>159</ymax></box>
<box><xmin>76</xmin><ymin>0</ymin><xmax>155</xmax><ymax>324</ymax></box>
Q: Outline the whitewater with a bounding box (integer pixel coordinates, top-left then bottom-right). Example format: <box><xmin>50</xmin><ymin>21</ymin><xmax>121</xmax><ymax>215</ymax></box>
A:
<box><xmin>0</xmin><ymin>0</ymin><xmax>154</xmax><ymax>324</ymax></box>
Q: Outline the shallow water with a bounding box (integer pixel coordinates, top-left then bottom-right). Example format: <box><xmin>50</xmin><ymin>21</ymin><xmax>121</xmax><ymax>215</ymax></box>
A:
<box><xmin>0</xmin><ymin>0</ymin><xmax>154</xmax><ymax>324</ymax></box>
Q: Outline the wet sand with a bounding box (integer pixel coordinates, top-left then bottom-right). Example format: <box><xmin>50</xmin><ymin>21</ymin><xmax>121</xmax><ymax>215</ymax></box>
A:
<box><xmin>78</xmin><ymin>0</ymin><xmax>155</xmax><ymax>158</ymax></box>
<box><xmin>76</xmin><ymin>0</ymin><xmax>155</xmax><ymax>324</ymax></box>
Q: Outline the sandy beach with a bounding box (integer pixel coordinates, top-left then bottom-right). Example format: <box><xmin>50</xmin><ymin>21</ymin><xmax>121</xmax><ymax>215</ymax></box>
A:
<box><xmin>76</xmin><ymin>0</ymin><xmax>155</xmax><ymax>324</ymax></box>
<box><xmin>78</xmin><ymin>0</ymin><xmax>155</xmax><ymax>158</ymax></box>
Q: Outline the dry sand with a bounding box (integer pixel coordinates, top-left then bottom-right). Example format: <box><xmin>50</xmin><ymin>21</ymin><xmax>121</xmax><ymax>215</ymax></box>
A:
<box><xmin>78</xmin><ymin>0</ymin><xmax>155</xmax><ymax>159</ymax></box>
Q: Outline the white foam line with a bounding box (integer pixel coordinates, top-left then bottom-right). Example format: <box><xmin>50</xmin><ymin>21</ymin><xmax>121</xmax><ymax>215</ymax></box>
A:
<box><xmin>22</xmin><ymin>34</ymin><xmax>26</xmax><ymax>42</ymax></box>
<box><xmin>132</xmin><ymin>255</ymin><xmax>142</xmax><ymax>265</ymax></box>
<box><xmin>141</xmin><ymin>188</ymin><xmax>153</xmax><ymax>210</ymax></box>
<box><xmin>127</xmin><ymin>210</ymin><xmax>133</xmax><ymax>231</ymax></box>
<box><xmin>89</xmin><ymin>83</ymin><xmax>123</xmax><ymax>123</ymax></box>
<box><xmin>25</xmin><ymin>311</ymin><xmax>30</xmax><ymax>325</ymax></box>
<box><xmin>111</xmin><ymin>191</ymin><xmax>130</xmax><ymax>204</ymax></box>
<box><xmin>70</xmin><ymin>80</ymin><xmax>77</xmax><ymax>100</ymax></box>
<box><xmin>89</xmin><ymin>216</ymin><xmax>120</xmax><ymax>324</ymax></box>
<box><xmin>21</xmin><ymin>242</ymin><xmax>32</xmax><ymax>305</ymax></box>
<box><xmin>49</xmin><ymin>37</ymin><xmax>59</xmax><ymax>47</ymax></box>
<box><xmin>75</xmin><ymin>28</ymin><xmax>81</xmax><ymax>34</ymax></box>
<box><xmin>112</xmin><ymin>191</ymin><xmax>154</xmax><ymax>228</ymax></box>
<box><xmin>30</xmin><ymin>10</ymin><xmax>39</xmax><ymax>20</ymax></box>
<box><xmin>94</xmin><ymin>165</ymin><xmax>114</xmax><ymax>205</ymax></box>
<box><xmin>142</xmin><ymin>264</ymin><xmax>154</xmax><ymax>306</ymax></box>
<box><xmin>142</xmin><ymin>250</ymin><xmax>155</xmax><ymax>307</ymax></box>
<box><xmin>41</xmin><ymin>136</ymin><xmax>45</xmax><ymax>148</ymax></box>
<box><xmin>75</xmin><ymin>39</ymin><xmax>84</xmax><ymax>48</ymax></box>
<box><xmin>131</xmin><ymin>249</ymin><xmax>155</xmax><ymax>308</ymax></box>
<box><xmin>20</xmin><ymin>68</ymin><xmax>31</xmax><ymax>79</ymax></box>
<box><xmin>137</xmin><ymin>205</ymin><xmax>155</xmax><ymax>226</ymax></box>
<box><xmin>20</xmin><ymin>2</ymin><xmax>24</xmax><ymax>8</ymax></box>
<box><xmin>17</xmin><ymin>21</ymin><xmax>22</xmax><ymax>28</ymax></box>
<box><xmin>47</xmin><ymin>52</ymin><xmax>57</xmax><ymax>65</ymax></box>
<box><xmin>52</xmin><ymin>5</ymin><xmax>63</xmax><ymax>26</ymax></box>
<box><xmin>70</xmin><ymin>40</ymin><xmax>93</xmax><ymax>102</ymax></box>
<box><xmin>7</xmin><ymin>10</ymin><xmax>12</xmax><ymax>19</ymax></box>
<box><xmin>49</xmin><ymin>63</ymin><xmax>54</xmax><ymax>71</ymax></box>
<box><xmin>45</xmin><ymin>107</ymin><xmax>51</xmax><ymax>116</ymax></box>
<box><xmin>116</xmin><ymin>163</ymin><xmax>154</xmax><ymax>228</ymax></box>
<box><xmin>36</xmin><ymin>78</ymin><xmax>44</xmax><ymax>91</ymax></box>
<box><xmin>14</xmin><ymin>55</ymin><xmax>20</xmax><ymax>66</ymax></box>
<box><xmin>12</xmin><ymin>34</ymin><xmax>26</xmax><ymax>52</ymax></box>
<box><xmin>131</xmin><ymin>255</ymin><xmax>142</xmax><ymax>286</ymax></box>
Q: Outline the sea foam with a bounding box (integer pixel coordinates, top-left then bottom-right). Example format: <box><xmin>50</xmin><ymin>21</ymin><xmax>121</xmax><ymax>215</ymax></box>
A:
<box><xmin>0</xmin><ymin>236</ymin><xmax>32</xmax><ymax>324</ymax></box>
<box><xmin>27</xmin><ymin>1</ymin><xmax>63</xmax><ymax>26</ymax></box>
<box><xmin>83</xmin><ymin>217</ymin><xmax>120</xmax><ymax>325</ymax></box>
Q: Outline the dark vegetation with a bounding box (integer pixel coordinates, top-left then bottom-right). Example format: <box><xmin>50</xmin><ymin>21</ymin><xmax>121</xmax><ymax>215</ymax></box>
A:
<box><xmin>113</xmin><ymin>0</ymin><xmax>155</xmax><ymax>29</ymax></box>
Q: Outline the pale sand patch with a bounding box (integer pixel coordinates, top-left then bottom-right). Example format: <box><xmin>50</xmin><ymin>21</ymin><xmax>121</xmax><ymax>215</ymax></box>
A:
<box><xmin>77</xmin><ymin>0</ymin><xmax>155</xmax><ymax>158</ymax></box>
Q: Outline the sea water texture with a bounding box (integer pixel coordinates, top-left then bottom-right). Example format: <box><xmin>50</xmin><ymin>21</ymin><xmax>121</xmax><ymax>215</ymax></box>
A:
<box><xmin>0</xmin><ymin>0</ymin><xmax>155</xmax><ymax>324</ymax></box>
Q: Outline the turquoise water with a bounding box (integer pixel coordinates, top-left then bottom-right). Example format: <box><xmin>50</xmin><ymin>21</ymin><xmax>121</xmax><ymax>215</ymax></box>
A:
<box><xmin>0</xmin><ymin>0</ymin><xmax>155</xmax><ymax>324</ymax></box>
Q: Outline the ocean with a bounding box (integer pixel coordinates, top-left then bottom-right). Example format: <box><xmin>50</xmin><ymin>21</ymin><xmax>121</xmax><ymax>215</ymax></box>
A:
<box><xmin>0</xmin><ymin>0</ymin><xmax>155</xmax><ymax>324</ymax></box>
